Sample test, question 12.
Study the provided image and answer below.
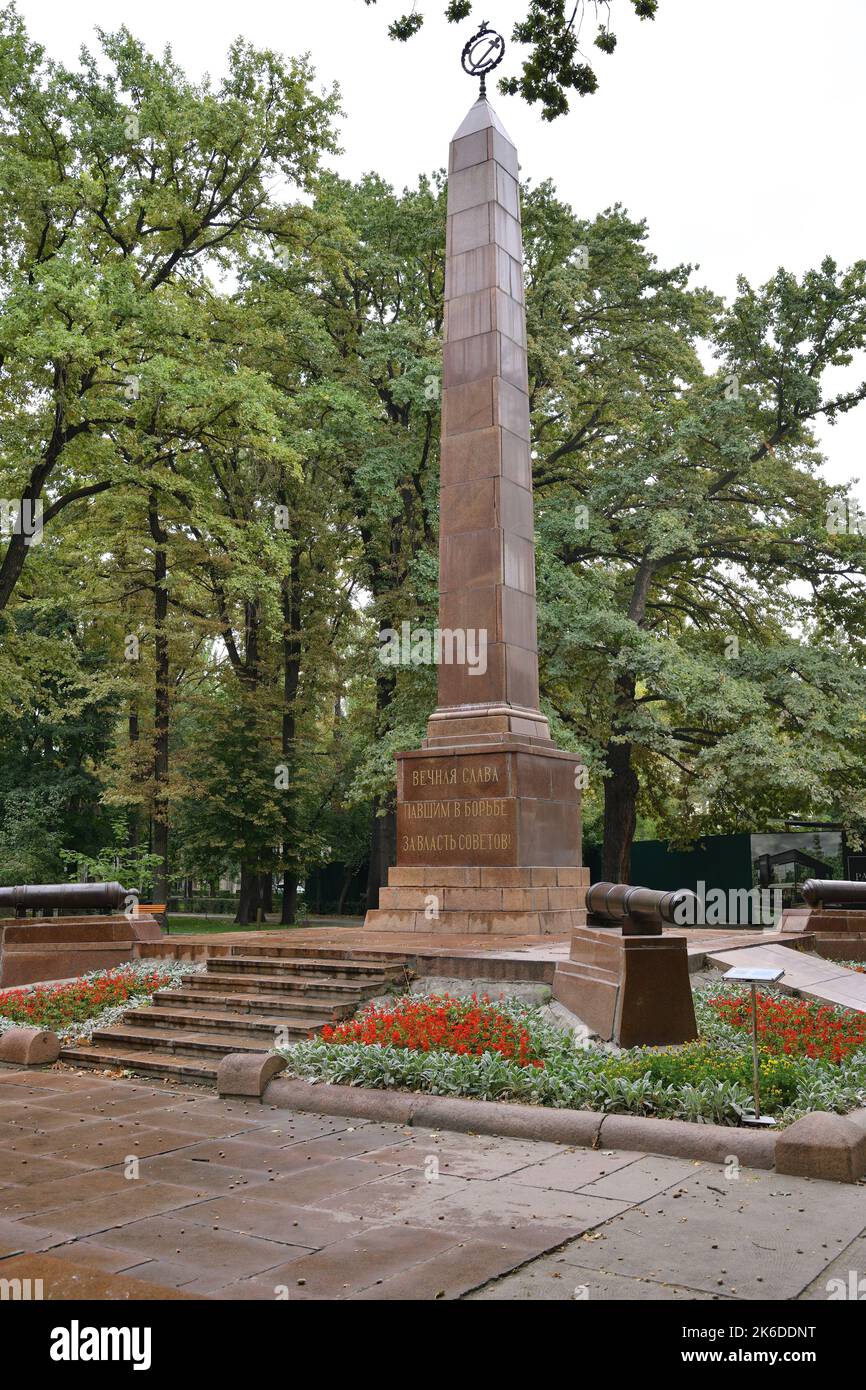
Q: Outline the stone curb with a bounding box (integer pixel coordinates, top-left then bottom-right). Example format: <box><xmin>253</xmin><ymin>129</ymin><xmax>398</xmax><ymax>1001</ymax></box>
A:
<box><xmin>251</xmin><ymin>1066</ymin><xmax>866</xmax><ymax>1181</ymax></box>
<box><xmin>0</xmin><ymin>1026</ymin><xmax>60</xmax><ymax>1066</ymax></box>
<box><xmin>597</xmin><ymin>1113</ymin><xmax>775</xmax><ymax>1168</ymax></box>
<box><xmin>261</xmin><ymin>1074</ymin><xmax>775</xmax><ymax>1169</ymax></box>
<box><xmin>775</xmin><ymin>1111</ymin><xmax>866</xmax><ymax>1183</ymax></box>
<box><xmin>217</xmin><ymin>1051</ymin><xmax>287</xmax><ymax>1097</ymax></box>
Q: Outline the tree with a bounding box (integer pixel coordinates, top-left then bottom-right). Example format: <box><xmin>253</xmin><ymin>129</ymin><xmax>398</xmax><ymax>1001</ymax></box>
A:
<box><xmin>0</xmin><ymin>8</ymin><xmax>340</xmax><ymax>908</ymax></box>
<box><xmin>360</xmin><ymin>0</ymin><xmax>658</xmax><ymax>118</ymax></box>
<box><xmin>0</xmin><ymin>5</ymin><xmax>338</xmax><ymax>615</ymax></box>
<box><xmin>523</xmin><ymin>186</ymin><xmax>866</xmax><ymax>877</ymax></box>
<box><xmin>306</xmin><ymin>171</ymin><xmax>445</xmax><ymax>903</ymax></box>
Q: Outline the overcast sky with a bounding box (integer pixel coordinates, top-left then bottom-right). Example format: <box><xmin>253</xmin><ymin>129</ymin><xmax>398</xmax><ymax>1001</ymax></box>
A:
<box><xmin>15</xmin><ymin>0</ymin><xmax>866</xmax><ymax>489</ymax></box>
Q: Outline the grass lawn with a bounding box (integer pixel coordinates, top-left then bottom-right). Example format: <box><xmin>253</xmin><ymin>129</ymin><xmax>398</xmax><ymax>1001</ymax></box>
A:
<box><xmin>164</xmin><ymin>914</ymin><xmax>362</xmax><ymax>935</ymax></box>
<box><xmin>165</xmin><ymin>916</ymin><xmax>297</xmax><ymax>936</ymax></box>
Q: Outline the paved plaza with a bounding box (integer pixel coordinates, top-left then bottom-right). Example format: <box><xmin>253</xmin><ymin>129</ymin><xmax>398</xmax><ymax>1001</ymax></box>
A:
<box><xmin>1</xmin><ymin>1069</ymin><xmax>863</xmax><ymax>1301</ymax></box>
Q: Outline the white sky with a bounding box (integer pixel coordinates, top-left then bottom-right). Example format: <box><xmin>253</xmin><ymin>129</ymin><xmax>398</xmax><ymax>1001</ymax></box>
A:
<box><xmin>16</xmin><ymin>0</ymin><xmax>866</xmax><ymax>489</ymax></box>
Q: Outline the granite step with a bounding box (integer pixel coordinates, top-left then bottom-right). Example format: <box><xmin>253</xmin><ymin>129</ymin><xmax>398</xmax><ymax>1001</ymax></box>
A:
<box><xmin>191</xmin><ymin>970</ymin><xmax>388</xmax><ymax>999</ymax></box>
<box><xmin>89</xmin><ymin>1025</ymin><xmax>283</xmax><ymax>1056</ymax></box>
<box><xmin>152</xmin><ymin>987</ymin><xmax>354</xmax><ymax>1020</ymax></box>
<box><xmin>121</xmin><ymin>1006</ymin><xmax>319</xmax><ymax>1040</ymax></box>
<box><xmin>226</xmin><ymin>943</ymin><xmax>411</xmax><ymax>964</ymax></box>
<box><xmin>60</xmin><ymin>946</ymin><xmax>409</xmax><ymax>1085</ymax></box>
<box><xmin>207</xmin><ymin>954</ymin><xmax>405</xmax><ymax>981</ymax></box>
<box><xmin>60</xmin><ymin>1044</ymin><xmax>220</xmax><ymax>1080</ymax></box>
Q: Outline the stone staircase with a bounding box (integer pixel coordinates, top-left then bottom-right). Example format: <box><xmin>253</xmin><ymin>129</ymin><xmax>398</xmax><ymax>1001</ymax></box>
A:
<box><xmin>60</xmin><ymin>945</ymin><xmax>411</xmax><ymax>1084</ymax></box>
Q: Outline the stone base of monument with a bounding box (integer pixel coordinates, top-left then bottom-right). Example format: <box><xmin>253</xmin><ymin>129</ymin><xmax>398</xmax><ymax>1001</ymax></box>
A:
<box><xmin>553</xmin><ymin>926</ymin><xmax>698</xmax><ymax>1047</ymax></box>
<box><xmin>364</xmin><ymin>736</ymin><xmax>585</xmax><ymax>936</ymax></box>
<box><xmin>366</xmin><ymin>864</ymin><xmax>588</xmax><ymax>935</ymax></box>
<box><xmin>0</xmin><ymin>913</ymin><xmax>163</xmax><ymax>988</ymax></box>
<box><xmin>779</xmin><ymin>906</ymin><xmax>866</xmax><ymax>961</ymax></box>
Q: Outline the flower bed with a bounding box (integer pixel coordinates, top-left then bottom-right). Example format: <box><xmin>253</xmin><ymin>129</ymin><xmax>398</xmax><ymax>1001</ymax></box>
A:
<box><xmin>321</xmin><ymin>994</ymin><xmax>545</xmax><ymax>1066</ymax></box>
<box><xmin>0</xmin><ymin>960</ymin><xmax>204</xmax><ymax>1044</ymax></box>
<box><xmin>706</xmin><ymin>991</ymin><xmax>866</xmax><ymax>1063</ymax></box>
<box><xmin>276</xmin><ymin>986</ymin><xmax>866</xmax><ymax>1127</ymax></box>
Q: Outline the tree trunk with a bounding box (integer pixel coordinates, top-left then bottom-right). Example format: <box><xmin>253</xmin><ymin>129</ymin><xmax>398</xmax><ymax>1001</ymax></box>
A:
<box><xmin>336</xmin><ymin>864</ymin><xmax>354</xmax><ymax>916</ymax></box>
<box><xmin>365</xmin><ymin>618</ymin><xmax>398</xmax><ymax>910</ymax></box>
<box><xmin>599</xmin><ymin>560</ymin><xmax>657</xmax><ymax>884</ymax></box>
<box><xmin>235</xmin><ymin>866</ymin><xmax>260</xmax><ymax>925</ymax></box>
<box><xmin>365</xmin><ymin>800</ymin><xmax>396</xmax><ymax>909</ymax></box>
<box><xmin>601</xmin><ymin>735</ymin><xmax>639</xmax><ymax>883</ymax></box>
<box><xmin>280</xmin><ymin>871</ymin><xmax>298</xmax><ymax>925</ymax></box>
<box><xmin>279</xmin><ymin>511</ymin><xmax>303</xmax><ymax>925</ymax></box>
<box><xmin>259</xmin><ymin>872</ymin><xmax>273</xmax><ymax>917</ymax></box>
<box><xmin>147</xmin><ymin>494</ymin><xmax>170</xmax><ymax>904</ymax></box>
<box><xmin>128</xmin><ymin>705</ymin><xmax>140</xmax><ymax>851</ymax></box>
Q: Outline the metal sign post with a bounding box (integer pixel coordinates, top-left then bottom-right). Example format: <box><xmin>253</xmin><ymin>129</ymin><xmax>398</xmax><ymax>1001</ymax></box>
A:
<box><xmin>722</xmin><ymin>965</ymin><xmax>785</xmax><ymax>1127</ymax></box>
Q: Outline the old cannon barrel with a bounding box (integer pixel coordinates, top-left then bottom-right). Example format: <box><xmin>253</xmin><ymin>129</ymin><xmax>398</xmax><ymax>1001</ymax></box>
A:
<box><xmin>0</xmin><ymin>882</ymin><xmax>133</xmax><ymax>912</ymax></box>
<box><xmin>586</xmin><ymin>881</ymin><xmax>698</xmax><ymax>925</ymax></box>
<box><xmin>802</xmin><ymin>879</ymin><xmax>866</xmax><ymax>907</ymax></box>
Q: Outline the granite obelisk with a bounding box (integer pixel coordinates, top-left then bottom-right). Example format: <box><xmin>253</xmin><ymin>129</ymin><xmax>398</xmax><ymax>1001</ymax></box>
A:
<box><xmin>365</xmin><ymin>41</ymin><xmax>587</xmax><ymax>936</ymax></box>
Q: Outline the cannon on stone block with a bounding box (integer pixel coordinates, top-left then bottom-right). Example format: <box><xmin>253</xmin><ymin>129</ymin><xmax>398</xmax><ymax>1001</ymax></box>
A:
<box><xmin>586</xmin><ymin>881</ymin><xmax>699</xmax><ymax>936</ymax></box>
<box><xmin>801</xmin><ymin>879</ymin><xmax>866</xmax><ymax>907</ymax></box>
<box><xmin>0</xmin><ymin>881</ymin><xmax>133</xmax><ymax>915</ymax></box>
<box><xmin>779</xmin><ymin>878</ymin><xmax>866</xmax><ymax>962</ymax></box>
<box><xmin>554</xmin><ymin>879</ymin><xmax>698</xmax><ymax>1046</ymax></box>
<box><xmin>0</xmin><ymin>882</ymin><xmax>161</xmax><ymax>988</ymax></box>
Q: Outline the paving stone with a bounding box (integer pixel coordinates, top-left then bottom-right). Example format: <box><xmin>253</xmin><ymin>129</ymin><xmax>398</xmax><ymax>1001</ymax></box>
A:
<box><xmin>206</xmin><ymin>1274</ymin><xmax>298</xmax><ymax>1300</ymax></box>
<box><xmin>0</xmin><ymin>1112</ymin><xmax>111</xmax><ymax>1141</ymax></box>
<box><xmin>0</xmin><ymin>1117</ymin><xmax>113</xmax><ymax>1152</ymax></box>
<box><xmin>173</xmin><ymin>1136</ymin><xmax>328</xmax><ymax>1173</ymax></box>
<box><xmin>179</xmin><ymin>1193</ymin><xmax>368</xmax><ymax>1248</ymax></box>
<box><xmin>82</xmin><ymin>1211</ymin><xmax>309</xmax><ymax>1285</ymax></box>
<box><xmin>22</xmin><ymin>1090</ymin><xmax>174</xmax><ymax>1120</ymax></box>
<box><xmin>800</xmin><ymin>980</ymin><xmax>866</xmax><ymax>1011</ymax></box>
<box><xmin>0</xmin><ymin>1151</ymin><xmax>93</xmax><ymax>1185</ymax></box>
<box><xmin>256</xmin><ymin>1130</ymin><xmax>415</xmax><ymax>1167</ymax></box>
<box><xmin>314</xmin><ymin>1170</ymin><xmax>471</xmax><ymax>1222</ymax></box>
<box><xmin>797</xmin><ymin>1232</ymin><xmax>866</xmax><ymax>1301</ymax></box>
<box><xmin>373</xmin><ymin>1174</ymin><xmax>629</xmax><ymax>1252</ymax></box>
<box><xmin>0</xmin><ymin>1072</ymin><xmax>117</xmax><ymax>1091</ymax></box>
<box><xmin>0</xmin><ymin>1217</ymin><xmax>70</xmax><ymax>1253</ymax></box>
<box><xmin>348</xmin><ymin>1237</ymin><xmax>537</xmax><ymax>1300</ymax></box>
<box><xmin>126</xmin><ymin>1110</ymin><xmax>259</xmax><ymax>1139</ymax></box>
<box><xmin>254</xmin><ymin>1112</ymin><xmax>381</xmax><ymax>1143</ymax></box>
<box><xmin>554</xmin><ymin>1168</ymin><xmax>866</xmax><ymax>1299</ymax></box>
<box><xmin>0</xmin><ymin>1250</ymin><xmax>202</xmax><ymax>1298</ymax></box>
<box><xmin>47</xmin><ymin>1238</ymin><xmax>157</xmax><ymax>1275</ymax></box>
<box><xmin>218</xmin><ymin>1224</ymin><xmax>461</xmax><ymax>1299</ymax></box>
<box><xmin>354</xmin><ymin>1130</ymin><xmax>563</xmax><ymax>1180</ymax></box>
<box><xmin>467</xmin><ymin>1257</ymin><xmax>722</xmax><ymax>1300</ymax></box>
<box><xmin>259</xmin><ymin>1157</ymin><xmax>411</xmax><ymax>1205</ymax></box>
<box><xmin>107</xmin><ymin>1253</ymin><xmax>310</xmax><ymax>1296</ymax></box>
<box><xmin>16</xmin><ymin>1180</ymin><xmax>207</xmax><ymax>1238</ymax></box>
<box><xmin>577</xmin><ymin>1156</ymin><xmax>703</xmax><ymax>1203</ymax></box>
<box><xmin>508</xmin><ymin>1148</ymin><xmax>645</xmax><ymax>1192</ymax></box>
<box><xmin>88</xmin><ymin>1257</ymin><xmax>206</xmax><ymax>1289</ymax></box>
<box><xmin>161</xmin><ymin>1098</ymin><xmax>275</xmax><ymax>1124</ymax></box>
<box><xmin>128</xmin><ymin>1153</ymin><xmax>277</xmax><ymax>1194</ymax></box>
<box><xmin>46</xmin><ymin>1126</ymin><xmax>204</xmax><ymax>1166</ymax></box>
<box><xmin>0</xmin><ymin>1168</ymin><xmax>132</xmax><ymax>1218</ymax></box>
<box><xmin>297</xmin><ymin>1119</ymin><xmax>416</xmax><ymax>1146</ymax></box>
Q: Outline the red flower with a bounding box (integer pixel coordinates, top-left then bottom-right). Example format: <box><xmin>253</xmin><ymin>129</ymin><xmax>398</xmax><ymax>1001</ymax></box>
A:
<box><xmin>317</xmin><ymin>994</ymin><xmax>544</xmax><ymax>1066</ymax></box>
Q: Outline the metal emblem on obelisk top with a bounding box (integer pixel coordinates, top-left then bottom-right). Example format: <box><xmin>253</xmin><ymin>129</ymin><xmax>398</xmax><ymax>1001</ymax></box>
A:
<box><xmin>460</xmin><ymin>20</ymin><xmax>505</xmax><ymax>100</ymax></box>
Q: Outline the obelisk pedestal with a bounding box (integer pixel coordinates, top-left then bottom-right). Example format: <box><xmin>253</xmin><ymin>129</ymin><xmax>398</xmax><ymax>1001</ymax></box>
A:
<box><xmin>364</xmin><ymin>95</ymin><xmax>587</xmax><ymax>937</ymax></box>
